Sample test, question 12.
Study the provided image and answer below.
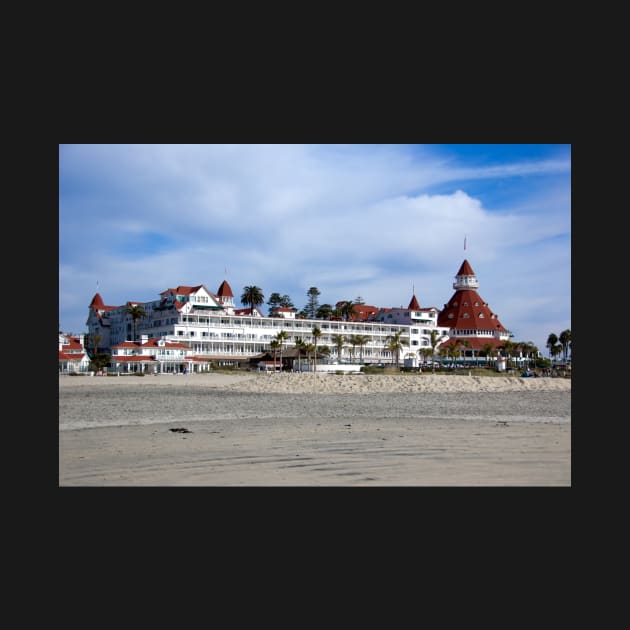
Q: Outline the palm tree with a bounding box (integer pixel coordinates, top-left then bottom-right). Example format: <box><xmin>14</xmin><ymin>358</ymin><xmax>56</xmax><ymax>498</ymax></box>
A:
<box><xmin>559</xmin><ymin>329</ymin><xmax>571</xmax><ymax>363</ymax></box>
<box><xmin>303</xmin><ymin>342</ymin><xmax>316</xmax><ymax>370</ymax></box>
<box><xmin>340</xmin><ymin>300</ymin><xmax>355</xmax><ymax>321</ymax></box>
<box><xmin>346</xmin><ymin>334</ymin><xmax>359</xmax><ymax>362</ymax></box>
<box><xmin>419</xmin><ymin>347</ymin><xmax>432</xmax><ymax>368</ymax></box>
<box><xmin>458</xmin><ymin>339</ymin><xmax>470</xmax><ymax>365</ymax></box>
<box><xmin>480</xmin><ymin>342</ymin><xmax>495</xmax><ymax>369</ymax></box>
<box><xmin>294</xmin><ymin>337</ymin><xmax>306</xmax><ymax>372</ymax></box>
<box><xmin>550</xmin><ymin>343</ymin><xmax>562</xmax><ymax>364</ymax></box>
<box><xmin>275</xmin><ymin>330</ymin><xmax>289</xmax><ymax>371</ymax></box>
<box><xmin>499</xmin><ymin>339</ymin><xmax>518</xmax><ymax>370</ymax></box>
<box><xmin>311</xmin><ymin>325</ymin><xmax>322</xmax><ymax>372</ymax></box>
<box><xmin>546</xmin><ymin>333</ymin><xmax>558</xmax><ymax>360</ymax></box>
<box><xmin>429</xmin><ymin>330</ymin><xmax>446</xmax><ymax>373</ymax></box>
<box><xmin>520</xmin><ymin>341</ymin><xmax>538</xmax><ymax>370</ymax></box>
<box><xmin>385</xmin><ymin>331</ymin><xmax>405</xmax><ymax>367</ymax></box>
<box><xmin>354</xmin><ymin>334</ymin><xmax>370</xmax><ymax>363</ymax></box>
<box><xmin>125</xmin><ymin>303</ymin><xmax>147</xmax><ymax>342</ymax></box>
<box><xmin>269</xmin><ymin>339</ymin><xmax>280</xmax><ymax>370</ymax></box>
<box><xmin>318</xmin><ymin>345</ymin><xmax>331</xmax><ymax>362</ymax></box>
<box><xmin>331</xmin><ymin>333</ymin><xmax>346</xmax><ymax>363</ymax></box>
<box><xmin>88</xmin><ymin>332</ymin><xmax>102</xmax><ymax>358</ymax></box>
<box><xmin>240</xmin><ymin>286</ymin><xmax>264</xmax><ymax>315</ymax></box>
<box><xmin>443</xmin><ymin>340</ymin><xmax>461</xmax><ymax>367</ymax></box>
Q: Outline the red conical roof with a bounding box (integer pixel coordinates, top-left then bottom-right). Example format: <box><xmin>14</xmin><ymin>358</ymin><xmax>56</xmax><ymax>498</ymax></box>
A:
<box><xmin>408</xmin><ymin>294</ymin><xmax>421</xmax><ymax>310</ymax></box>
<box><xmin>89</xmin><ymin>293</ymin><xmax>105</xmax><ymax>309</ymax></box>
<box><xmin>456</xmin><ymin>259</ymin><xmax>475</xmax><ymax>276</ymax></box>
<box><xmin>217</xmin><ymin>280</ymin><xmax>234</xmax><ymax>298</ymax></box>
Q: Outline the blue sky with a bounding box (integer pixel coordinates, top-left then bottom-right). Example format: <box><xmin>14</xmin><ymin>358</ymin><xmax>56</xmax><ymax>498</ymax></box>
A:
<box><xmin>59</xmin><ymin>144</ymin><xmax>571</xmax><ymax>355</ymax></box>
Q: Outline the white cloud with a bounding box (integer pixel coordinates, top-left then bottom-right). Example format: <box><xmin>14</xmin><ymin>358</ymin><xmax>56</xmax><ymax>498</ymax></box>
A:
<box><xmin>59</xmin><ymin>144</ymin><xmax>571</xmax><ymax>353</ymax></box>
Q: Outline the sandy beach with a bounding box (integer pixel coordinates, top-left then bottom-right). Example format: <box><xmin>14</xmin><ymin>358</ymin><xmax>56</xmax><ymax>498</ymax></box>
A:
<box><xmin>59</xmin><ymin>372</ymin><xmax>571</xmax><ymax>486</ymax></box>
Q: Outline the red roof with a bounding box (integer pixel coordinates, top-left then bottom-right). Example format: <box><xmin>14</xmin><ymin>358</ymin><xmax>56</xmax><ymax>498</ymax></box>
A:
<box><xmin>437</xmin><ymin>288</ymin><xmax>508</xmax><ymax>332</ymax></box>
<box><xmin>59</xmin><ymin>351</ymin><xmax>86</xmax><ymax>361</ymax></box>
<box><xmin>408</xmin><ymin>295</ymin><xmax>420</xmax><ymax>310</ymax></box>
<box><xmin>61</xmin><ymin>336</ymin><xmax>84</xmax><ymax>351</ymax></box>
<box><xmin>89</xmin><ymin>293</ymin><xmax>105</xmax><ymax>309</ymax></box>
<box><xmin>457</xmin><ymin>259</ymin><xmax>475</xmax><ymax>276</ymax></box>
<box><xmin>161</xmin><ymin>285</ymin><xmax>204</xmax><ymax>296</ymax></box>
<box><xmin>217</xmin><ymin>280</ymin><xmax>234</xmax><ymax>298</ymax></box>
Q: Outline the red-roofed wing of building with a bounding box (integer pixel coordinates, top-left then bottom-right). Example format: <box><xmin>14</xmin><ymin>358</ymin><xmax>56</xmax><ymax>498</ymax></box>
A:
<box><xmin>59</xmin><ymin>333</ymin><xmax>91</xmax><ymax>373</ymax></box>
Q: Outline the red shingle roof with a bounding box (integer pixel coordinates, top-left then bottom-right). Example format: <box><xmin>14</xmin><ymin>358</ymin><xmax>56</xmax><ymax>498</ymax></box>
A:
<box><xmin>217</xmin><ymin>280</ymin><xmax>234</xmax><ymax>298</ymax></box>
<box><xmin>457</xmin><ymin>259</ymin><xmax>475</xmax><ymax>276</ymax></box>
<box><xmin>408</xmin><ymin>295</ymin><xmax>421</xmax><ymax>310</ymax></box>
<box><xmin>437</xmin><ymin>288</ymin><xmax>508</xmax><ymax>332</ymax></box>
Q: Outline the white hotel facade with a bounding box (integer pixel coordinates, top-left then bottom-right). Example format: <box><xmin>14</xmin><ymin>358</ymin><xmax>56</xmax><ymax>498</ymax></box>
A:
<box><xmin>86</xmin><ymin>279</ymin><xmax>451</xmax><ymax>372</ymax></box>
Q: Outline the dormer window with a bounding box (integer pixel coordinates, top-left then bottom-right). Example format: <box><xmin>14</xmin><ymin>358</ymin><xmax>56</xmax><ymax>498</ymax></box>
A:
<box><xmin>463</xmin><ymin>313</ymin><xmax>469</xmax><ymax>318</ymax></box>
<box><xmin>463</xmin><ymin>302</ymin><xmax>468</xmax><ymax>307</ymax></box>
<box><xmin>453</xmin><ymin>301</ymin><xmax>458</xmax><ymax>307</ymax></box>
<box><xmin>448</xmin><ymin>313</ymin><xmax>454</xmax><ymax>319</ymax></box>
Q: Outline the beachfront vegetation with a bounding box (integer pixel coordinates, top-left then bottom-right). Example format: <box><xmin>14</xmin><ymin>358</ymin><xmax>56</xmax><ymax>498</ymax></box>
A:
<box><xmin>305</xmin><ymin>287</ymin><xmax>321</xmax><ymax>319</ymax></box>
<box><xmin>385</xmin><ymin>331</ymin><xmax>405</xmax><ymax>367</ymax></box>
<box><xmin>312</xmin><ymin>325</ymin><xmax>322</xmax><ymax>371</ymax></box>
<box><xmin>546</xmin><ymin>329</ymin><xmax>571</xmax><ymax>363</ymax></box>
<box><xmin>275</xmin><ymin>330</ymin><xmax>289</xmax><ymax>371</ymax></box>
<box><xmin>124</xmin><ymin>303</ymin><xmax>147</xmax><ymax>342</ymax></box>
<box><xmin>241</xmin><ymin>286</ymin><xmax>265</xmax><ymax>314</ymax></box>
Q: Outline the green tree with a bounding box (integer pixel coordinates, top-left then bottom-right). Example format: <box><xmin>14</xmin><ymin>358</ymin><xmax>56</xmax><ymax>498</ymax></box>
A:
<box><xmin>429</xmin><ymin>330</ymin><xmax>446</xmax><ymax>373</ymax></box>
<box><xmin>354</xmin><ymin>334</ymin><xmax>370</xmax><ymax>363</ymax></box>
<box><xmin>303</xmin><ymin>342</ymin><xmax>316</xmax><ymax>371</ymax></box>
<box><xmin>318</xmin><ymin>345</ymin><xmax>331</xmax><ymax>361</ymax></box>
<box><xmin>294</xmin><ymin>337</ymin><xmax>306</xmax><ymax>372</ymax></box>
<box><xmin>385</xmin><ymin>331</ymin><xmax>405</xmax><ymax>367</ymax></box>
<box><xmin>550</xmin><ymin>343</ymin><xmax>562</xmax><ymax>364</ymax></box>
<box><xmin>316</xmin><ymin>304</ymin><xmax>333</xmax><ymax>320</ymax></box>
<box><xmin>546</xmin><ymin>333</ymin><xmax>558</xmax><ymax>359</ymax></box>
<box><xmin>340</xmin><ymin>301</ymin><xmax>355</xmax><ymax>321</ymax></box>
<box><xmin>280</xmin><ymin>295</ymin><xmax>294</xmax><ymax>308</ymax></box>
<box><xmin>559</xmin><ymin>329</ymin><xmax>571</xmax><ymax>362</ymax></box>
<box><xmin>125</xmin><ymin>303</ymin><xmax>147</xmax><ymax>342</ymax></box>
<box><xmin>305</xmin><ymin>287</ymin><xmax>321</xmax><ymax>319</ymax></box>
<box><xmin>89</xmin><ymin>352</ymin><xmax>111</xmax><ymax>372</ymax></box>
<box><xmin>241</xmin><ymin>286</ymin><xmax>264</xmax><ymax>315</ymax></box>
<box><xmin>269</xmin><ymin>339</ymin><xmax>281</xmax><ymax>369</ymax></box>
<box><xmin>267</xmin><ymin>292</ymin><xmax>283</xmax><ymax>310</ymax></box>
<box><xmin>499</xmin><ymin>339</ymin><xmax>518</xmax><ymax>370</ymax></box>
<box><xmin>419</xmin><ymin>347</ymin><xmax>433</xmax><ymax>367</ymax></box>
<box><xmin>443</xmin><ymin>340</ymin><xmax>461</xmax><ymax>367</ymax></box>
<box><xmin>331</xmin><ymin>333</ymin><xmax>346</xmax><ymax>362</ymax></box>
<box><xmin>480</xmin><ymin>342</ymin><xmax>495</xmax><ymax>368</ymax></box>
<box><xmin>346</xmin><ymin>334</ymin><xmax>359</xmax><ymax>362</ymax></box>
<box><xmin>275</xmin><ymin>330</ymin><xmax>289</xmax><ymax>371</ymax></box>
<box><xmin>311</xmin><ymin>325</ymin><xmax>322</xmax><ymax>372</ymax></box>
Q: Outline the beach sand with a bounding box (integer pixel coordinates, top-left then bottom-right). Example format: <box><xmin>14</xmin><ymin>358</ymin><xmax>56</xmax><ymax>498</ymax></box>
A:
<box><xmin>59</xmin><ymin>372</ymin><xmax>571</xmax><ymax>486</ymax></box>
